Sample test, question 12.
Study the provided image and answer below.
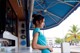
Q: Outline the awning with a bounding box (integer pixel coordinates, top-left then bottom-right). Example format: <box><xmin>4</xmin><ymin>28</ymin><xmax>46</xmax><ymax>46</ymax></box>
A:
<box><xmin>30</xmin><ymin>0</ymin><xmax>80</xmax><ymax>30</ymax></box>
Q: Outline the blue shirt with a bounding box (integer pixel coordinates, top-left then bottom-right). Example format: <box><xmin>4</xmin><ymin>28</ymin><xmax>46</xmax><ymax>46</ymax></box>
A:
<box><xmin>33</xmin><ymin>28</ymin><xmax>50</xmax><ymax>53</ymax></box>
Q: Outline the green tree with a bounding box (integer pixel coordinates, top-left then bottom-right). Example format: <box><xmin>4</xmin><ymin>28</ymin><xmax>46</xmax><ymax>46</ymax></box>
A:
<box><xmin>55</xmin><ymin>38</ymin><xmax>64</xmax><ymax>44</ymax></box>
<box><xmin>65</xmin><ymin>25</ymin><xmax>80</xmax><ymax>44</ymax></box>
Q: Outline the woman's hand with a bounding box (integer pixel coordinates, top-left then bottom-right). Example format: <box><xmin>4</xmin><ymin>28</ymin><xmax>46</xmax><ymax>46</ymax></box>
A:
<box><xmin>48</xmin><ymin>46</ymin><xmax>53</xmax><ymax>52</ymax></box>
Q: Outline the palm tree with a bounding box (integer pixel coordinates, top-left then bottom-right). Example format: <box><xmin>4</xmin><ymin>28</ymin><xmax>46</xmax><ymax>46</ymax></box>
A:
<box><xmin>65</xmin><ymin>25</ymin><xmax>80</xmax><ymax>45</ymax></box>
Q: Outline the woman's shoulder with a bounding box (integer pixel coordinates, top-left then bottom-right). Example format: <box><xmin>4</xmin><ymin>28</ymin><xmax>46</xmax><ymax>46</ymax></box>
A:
<box><xmin>34</xmin><ymin>28</ymin><xmax>40</xmax><ymax>31</ymax></box>
<box><xmin>33</xmin><ymin>28</ymin><xmax>40</xmax><ymax>34</ymax></box>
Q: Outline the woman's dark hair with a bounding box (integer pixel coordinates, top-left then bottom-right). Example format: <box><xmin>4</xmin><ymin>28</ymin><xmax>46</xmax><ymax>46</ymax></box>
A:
<box><xmin>32</xmin><ymin>14</ymin><xmax>44</xmax><ymax>26</ymax></box>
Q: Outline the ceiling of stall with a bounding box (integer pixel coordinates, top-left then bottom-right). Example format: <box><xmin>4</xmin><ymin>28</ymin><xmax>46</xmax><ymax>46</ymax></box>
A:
<box><xmin>30</xmin><ymin>0</ymin><xmax>80</xmax><ymax>30</ymax></box>
<box><xmin>9</xmin><ymin>0</ymin><xmax>25</xmax><ymax>20</ymax></box>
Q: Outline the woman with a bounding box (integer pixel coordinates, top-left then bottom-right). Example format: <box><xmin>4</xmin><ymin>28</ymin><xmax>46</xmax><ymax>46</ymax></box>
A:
<box><xmin>32</xmin><ymin>14</ymin><xmax>53</xmax><ymax>53</ymax></box>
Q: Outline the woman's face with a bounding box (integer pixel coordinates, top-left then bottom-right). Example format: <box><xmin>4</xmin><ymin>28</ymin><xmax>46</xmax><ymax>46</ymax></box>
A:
<box><xmin>40</xmin><ymin>19</ymin><xmax>45</xmax><ymax>28</ymax></box>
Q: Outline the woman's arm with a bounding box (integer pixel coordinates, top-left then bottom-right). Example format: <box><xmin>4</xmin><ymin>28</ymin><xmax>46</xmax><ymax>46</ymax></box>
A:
<box><xmin>32</xmin><ymin>33</ymin><xmax>48</xmax><ymax>50</ymax></box>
